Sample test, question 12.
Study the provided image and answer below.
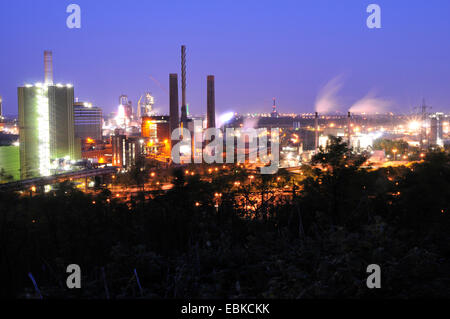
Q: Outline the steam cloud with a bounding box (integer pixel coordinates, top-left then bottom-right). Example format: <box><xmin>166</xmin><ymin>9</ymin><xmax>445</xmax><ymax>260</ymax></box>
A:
<box><xmin>243</xmin><ymin>117</ymin><xmax>259</xmax><ymax>130</ymax></box>
<box><xmin>349</xmin><ymin>92</ymin><xmax>391</xmax><ymax>114</ymax></box>
<box><xmin>315</xmin><ymin>75</ymin><xmax>344</xmax><ymax>114</ymax></box>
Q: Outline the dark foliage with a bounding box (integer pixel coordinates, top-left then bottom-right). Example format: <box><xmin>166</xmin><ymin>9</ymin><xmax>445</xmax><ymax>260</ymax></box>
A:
<box><xmin>0</xmin><ymin>138</ymin><xmax>449</xmax><ymax>298</ymax></box>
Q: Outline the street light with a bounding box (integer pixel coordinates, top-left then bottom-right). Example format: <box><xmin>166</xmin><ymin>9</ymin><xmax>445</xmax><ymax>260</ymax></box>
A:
<box><xmin>392</xmin><ymin>148</ymin><xmax>398</xmax><ymax>161</ymax></box>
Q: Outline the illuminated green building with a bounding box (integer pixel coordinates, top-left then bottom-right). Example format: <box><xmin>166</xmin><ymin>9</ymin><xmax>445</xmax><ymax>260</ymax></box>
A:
<box><xmin>18</xmin><ymin>84</ymin><xmax>80</xmax><ymax>179</ymax></box>
<box><xmin>0</xmin><ymin>146</ymin><xmax>20</xmax><ymax>182</ymax></box>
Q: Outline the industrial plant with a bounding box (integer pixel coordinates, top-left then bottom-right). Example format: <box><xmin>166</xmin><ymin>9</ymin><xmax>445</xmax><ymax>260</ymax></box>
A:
<box><xmin>0</xmin><ymin>46</ymin><xmax>448</xmax><ymax>190</ymax></box>
<box><xmin>1</xmin><ymin>0</ymin><xmax>449</xmax><ymax>305</ymax></box>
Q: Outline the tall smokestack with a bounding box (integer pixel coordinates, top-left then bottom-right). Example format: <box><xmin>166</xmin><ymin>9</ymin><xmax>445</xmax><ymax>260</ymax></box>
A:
<box><xmin>169</xmin><ymin>74</ymin><xmax>179</xmax><ymax>139</ymax></box>
<box><xmin>314</xmin><ymin>112</ymin><xmax>319</xmax><ymax>153</ymax></box>
<box><xmin>207</xmin><ymin>75</ymin><xmax>216</xmax><ymax>129</ymax></box>
<box><xmin>271</xmin><ymin>98</ymin><xmax>278</xmax><ymax>118</ymax></box>
<box><xmin>44</xmin><ymin>50</ymin><xmax>53</xmax><ymax>85</ymax></box>
<box><xmin>180</xmin><ymin>45</ymin><xmax>188</xmax><ymax>128</ymax></box>
<box><xmin>347</xmin><ymin>111</ymin><xmax>352</xmax><ymax>147</ymax></box>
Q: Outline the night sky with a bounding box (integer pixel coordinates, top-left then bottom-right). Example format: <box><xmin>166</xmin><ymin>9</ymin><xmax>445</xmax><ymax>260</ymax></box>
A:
<box><xmin>1</xmin><ymin>0</ymin><xmax>449</xmax><ymax>117</ymax></box>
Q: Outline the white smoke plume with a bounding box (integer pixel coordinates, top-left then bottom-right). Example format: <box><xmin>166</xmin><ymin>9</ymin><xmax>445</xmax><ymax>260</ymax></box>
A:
<box><xmin>315</xmin><ymin>75</ymin><xmax>344</xmax><ymax>114</ymax></box>
<box><xmin>243</xmin><ymin>117</ymin><xmax>259</xmax><ymax>130</ymax></box>
<box><xmin>350</xmin><ymin>92</ymin><xmax>391</xmax><ymax>114</ymax></box>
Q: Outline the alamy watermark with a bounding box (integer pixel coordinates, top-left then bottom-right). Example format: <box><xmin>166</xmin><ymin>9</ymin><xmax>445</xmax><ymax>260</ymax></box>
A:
<box><xmin>61</xmin><ymin>263</ymin><xmax>381</xmax><ymax>290</ymax></box>
<box><xmin>66</xmin><ymin>264</ymin><xmax>81</xmax><ymax>289</ymax></box>
<box><xmin>65</xmin><ymin>4</ymin><xmax>381</xmax><ymax>30</ymax></box>
<box><xmin>366</xmin><ymin>264</ymin><xmax>381</xmax><ymax>289</ymax></box>
<box><xmin>367</xmin><ymin>4</ymin><xmax>382</xmax><ymax>29</ymax></box>
<box><xmin>66</xmin><ymin>4</ymin><xmax>81</xmax><ymax>29</ymax></box>
<box><xmin>171</xmin><ymin>120</ymin><xmax>280</xmax><ymax>174</ymax></box>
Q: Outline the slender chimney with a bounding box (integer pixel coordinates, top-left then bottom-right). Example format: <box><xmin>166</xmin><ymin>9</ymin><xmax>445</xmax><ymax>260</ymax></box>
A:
<box><xmin>180</xmin><ymin>45</ymin><xmax>188</xmax><ymax>128</ymax></box>
<box><xmin>271</xmin><ymin>98</ymin><xmax>278</xmax><ymax>118</ymax></box>
<box><xmin>169</xmin><ymin>73</ymin><xmax>179</xmax><ymax>142</ymax></box>
<box><xmin>314</xmin><ymin>112</ymin><xmax>319</xmax><ymax>153</ymax></box>
<box><xmin>169</xmin><ymin>74</ymin><xmax>180</xmax><ymax>139</ymax></box>
<box><xmin>420</xmin><ymin>98</ymin><xmax>427</xmax><ymax>150</ymax></box>
<box><xmin>207</xmin><ymin>75</ymin><xmax>216</xmax><ymax>129</ymax></box>
<box><xmin>44</xmin><ymin>50</ymin><xmax>53</xmax><ymax>85</ymax></box>
<box><xmin>347</xmin><ymin>111</ymin><xmax>352</xmax><ymax>146</ymax></box>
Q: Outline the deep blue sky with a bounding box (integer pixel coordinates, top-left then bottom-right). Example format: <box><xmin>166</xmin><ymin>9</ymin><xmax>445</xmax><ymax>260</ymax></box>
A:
<box><xmin>1</xmin><ymin>0</ymin><xmax>449</xmax><ymax>116</ymax></box>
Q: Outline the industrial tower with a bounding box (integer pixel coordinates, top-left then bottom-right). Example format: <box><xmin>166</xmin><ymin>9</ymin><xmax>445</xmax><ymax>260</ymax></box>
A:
<box><xmin>271</xmin><ymin>98</ymin><xmax>278</xmax><ymax>118</ymax></box>
<box><xmin>180</xmin><ymin>45</ymin><xmax>188</xmax><ymax>129</ymax></box>
<box><xmin>418</xmin><ymin>99</ymin><xmax>432</xmax><ymax>149</ymax></box>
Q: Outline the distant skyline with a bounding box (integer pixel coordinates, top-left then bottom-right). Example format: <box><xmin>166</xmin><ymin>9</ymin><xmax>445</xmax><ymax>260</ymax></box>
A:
<box><xmin>1</xmin><ymin>0</ymin><xmax>450</xmax><ymax>117</ymax></box>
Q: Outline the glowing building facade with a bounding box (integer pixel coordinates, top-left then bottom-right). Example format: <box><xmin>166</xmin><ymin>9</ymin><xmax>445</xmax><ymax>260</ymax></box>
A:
<box><xmin>111</xmin><ymin>132</ymin><xmax>144</xmax><ymax>169</ymax></box>
<box><xmin>141</xmin><ymin>115</ymin><xmax>171</xmax><ymax>157</ymax></box>
<box><xmin>0</xmin><ymin>146</ymin><xmax>20</xmax><ymax>182</ymax></box>
<box><xmin>430</xmin><ymin>112</ymin><xmax>444</xmax><ymax>147</ymax></box>
<box><xmin>18</xmin><ymin>84</ymin><xmax>79</xmax><ymax>179</ymax></box>
<box><xmin>74</xmin><ymin>102</ymin><xmax>103</xmax><ymax>141</ymax></box>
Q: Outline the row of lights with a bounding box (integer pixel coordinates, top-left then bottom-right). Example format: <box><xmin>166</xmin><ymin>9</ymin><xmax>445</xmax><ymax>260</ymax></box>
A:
<box><xmin>25</xmin><ymin>83</ymin><xmax>73</xmax><ymax>88</ymax></box>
